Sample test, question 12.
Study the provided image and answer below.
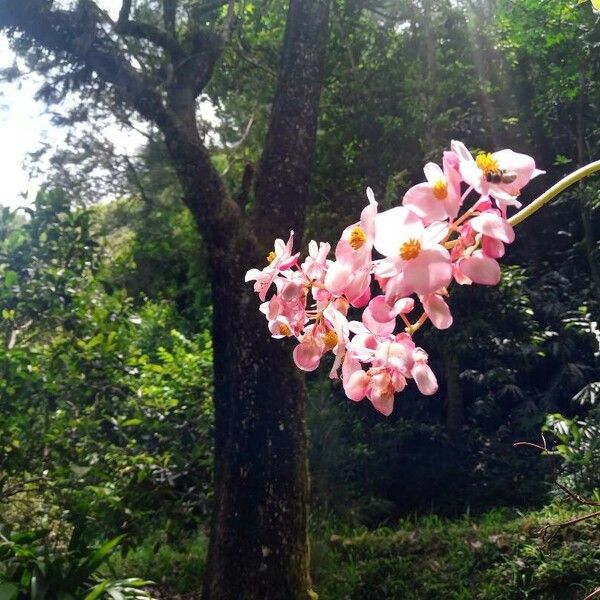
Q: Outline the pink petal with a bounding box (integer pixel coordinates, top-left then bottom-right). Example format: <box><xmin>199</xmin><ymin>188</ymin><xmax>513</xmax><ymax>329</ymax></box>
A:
<box><xmin>345</xmin><ymin>269</ymin><xmax>371</xmax><ymax>307</ymax></box>
<box><xmin>482</xmin><ymin>236</ymin><xmax>505</xmax><ymax>259</ymax></box>
<box><xmin>384</xmin><ymin>272</ymin><xmax>412</xmax><ymax>305</ymax></box>
<box><xmin>324</xmin><ymin>262</ymin><xmax>353</xmax><ymax>294</ymax></box>
<box><xmin>374</xmin><ymin>207</ymin><xmax>422</xmax><ymax>257</ymax></box>
<box><xmin>368</xmin><ymin>373</ymin><xmax>395</xmax><ymax>416</ymax></box>
<box><xmin>443</xmin><ymin>153</ymin><xmax>462</xmax><ymax>218</ymax></box>
<box><xmin>411</xmin><ymin>360</ymin><xmax>438</xmax><ymax>395</ymax></box>
<box><xmin>280</xmin><ymin>280</ymin><xmax>305</xmax><ymax>301</ymax></box>
<box><xmin>421</xmin><ymin>293</ymin><xmax>453</xmax><ymax>330</ymax></box>
<box><xmin>453</xmin><ymin>263</ymin><xmax>472</xmax><ymax>285</ymax></box>
<box><xmin>366</xmin><ymin>187</ymin><xmax>377</xmax><ymax>204</ymax></box>
<box><xmin>369</xmin><ymin>295</ymin><xmax>396</xmax><ymax>322</ymax></box>
<box><xmin>451</xmin><ymin>140</ymin><xmax>483</xmax><ymax>192</ymax></box>
<box><xmin>394</xmin><ymin>297</ymin><xmax>415</xmax><ymax>314</ymax></box>
<box><xmin>470</xmin><ymin>211</ymin><xmax>515</xmax><ymax>243</ymax></box>
<box><xmin>344</xmin><ymin>369</ymin><xmax>370</xmax><ymax>402</ymax></box>
<box><xmin>349</xmin><ymin>282</ymin><xmax>371</xmax><ymax>308</ymax></box>
<box><xmin>459</xmin><ymin>251</ymin><xmax>501</xmax><ymax>285</ymax></box>
<box><xmin>369</xmin><ymin>392</ymin><xmax>394</xmax><ymax>416</ymax></box>
<box><xmin>293</xmin><ymin>339</ymin><xmax>323</xmax><ymax>372</ymax></box>
<box><xmin>403</xmin><ymin>247</ymin><xmax>452</xmax><ymax>295</ymax></box>
<box><xmin>363</xmin><ymin>303</ymin><xmax>396</xmax><ymax>336</ymax></box>
<box><xmin>492</xmin><ymin>149</ymin><xmax>538</xmax><ymax>189</ymax></box>
<box><xmin>360</xmin><ymin>194</ymin><xmax>378</xmax><ymax>239</ymax></box>
<box><xmin>403</xmin><ymin>183</ymin><xmax>448</xmax><ymax>222</ymax></box>
<box><xmin>244</xmin><ymin>268</ymin><xmax>261</xmax><ymax>283</ymax></box>
<box><xmin>423</xmin><ymin>221</ymin><xmax>450</xmax><ymax>245</ymax></box>
<box><xmin>423</xmin><ymin>162</ymin><xmax>444</xmax><ymax>183</ymax></box>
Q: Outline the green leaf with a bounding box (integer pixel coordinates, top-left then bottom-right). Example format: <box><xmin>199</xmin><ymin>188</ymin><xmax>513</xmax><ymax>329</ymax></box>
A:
<box><xmin>67</xmin><ymin>535</ymin><xmax>126</xmax><ymax>587</ymax></box>
<box><xmin>69</xmin><ymin>464</ymin><xmax>92</xmax><ymax>477</ymax></box>
<box><xmin>0</xmin><ymin>583</ymin><xmax>18</xmax><ymax>600</ymax></box>
<box><xmin>4</xmin><ymin>271</ymin><xmax>18</xmax><ymax>288</ymax></box>
<box><xmin>83</xmin><ymin>581</ymin><xmax>108</xmax><ymax>600</ymax></box>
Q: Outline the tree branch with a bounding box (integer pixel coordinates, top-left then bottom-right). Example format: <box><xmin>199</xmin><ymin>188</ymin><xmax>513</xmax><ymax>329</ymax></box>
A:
<box><xmin>117</xmin><ymin>0</ymin><xmax>132</xmax><ymax>27</ymax></box>
<box><xmin>179</xmin><ymin>27</ymin><xmax>224</xmax><ymax>98</ymax></box>
<box><xmin>163</xmin><ymin>0</ymin><xmax>177</xmax><ymax>35</ymax></box>
<box><xmin>114</xmin><ymin>0</ymin><xmax>183</xmax><ymax>60</ymax></box>
<box><xmin>0</xmin><ymin>0</ymin><xmax>172</xmax><ymax>129</ymax></box>
<box><xmin>0</xmin><ymin>0</ymin><xmax>234</xmax><ymax>249</ymax></box>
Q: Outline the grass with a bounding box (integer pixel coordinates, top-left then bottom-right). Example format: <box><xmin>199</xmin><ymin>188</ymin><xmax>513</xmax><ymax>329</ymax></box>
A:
<box><xmin>108</xmin><ymin>503</ymin><xmax>600</xmax><ymax>599</ymax></box>
<box><xmin>108</xmin><ymin>530</ymin><xmax>209</xmax><ymax>597</ymax></box>
<box><xmin>311</xmin><ymin>504</ymin><xmax>600</xmax><ymax>599</ymax></box>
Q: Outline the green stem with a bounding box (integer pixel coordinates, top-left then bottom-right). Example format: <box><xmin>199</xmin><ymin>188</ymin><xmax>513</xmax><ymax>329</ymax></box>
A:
<box><xmin>508</xmin><ymin>160</ymin><xmax>600</xmax><ymax>227</ymax></box>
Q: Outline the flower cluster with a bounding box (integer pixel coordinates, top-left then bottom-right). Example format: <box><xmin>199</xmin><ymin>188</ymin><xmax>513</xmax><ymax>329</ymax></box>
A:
<box><xmin>245</xmin><ymin>141</ymin><xmax>544</xmax><ymax>415</ymax></box>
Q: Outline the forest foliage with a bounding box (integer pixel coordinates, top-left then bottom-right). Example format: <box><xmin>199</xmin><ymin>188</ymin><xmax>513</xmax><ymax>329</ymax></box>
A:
<box><xmin>1</xmin><ymin>0</ymin><xmax>600</xmax><ymax>597</ymax></box>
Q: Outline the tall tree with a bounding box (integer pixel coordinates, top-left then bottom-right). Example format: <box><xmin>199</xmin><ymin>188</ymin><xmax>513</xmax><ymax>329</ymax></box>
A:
<box><xmin>0</xmin><ymin>0</ymin><xmax>330</xmax><ymax>598</ymax></box>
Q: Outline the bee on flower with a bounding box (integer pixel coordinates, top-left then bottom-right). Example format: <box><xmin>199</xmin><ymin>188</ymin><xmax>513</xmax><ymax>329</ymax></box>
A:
<box><xmin>245</xmin><ymin>140</ymin><xmax>547</xmax><ymax>415</ymax></box>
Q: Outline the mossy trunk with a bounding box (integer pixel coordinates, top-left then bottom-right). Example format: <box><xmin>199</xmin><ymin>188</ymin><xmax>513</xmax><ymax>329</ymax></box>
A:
<box><xmin>201</xmin><ymin>1</ymin><xmax>329</xmax><ymax>598</ymax></box>
<box><xmin>201</xmin><ymin>247</ymin><xmax>311</xmax><ymax>599</ymax></box>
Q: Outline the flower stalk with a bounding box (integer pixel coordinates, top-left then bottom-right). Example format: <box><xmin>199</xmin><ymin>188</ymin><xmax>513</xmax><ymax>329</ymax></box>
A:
<box><xmin>509</xmin><ymin>159</ymin><xmax>600</xmax><ymax>227</ymax></box>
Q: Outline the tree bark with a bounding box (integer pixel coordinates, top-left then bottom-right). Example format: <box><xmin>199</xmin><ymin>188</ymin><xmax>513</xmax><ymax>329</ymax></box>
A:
<box><xmin>576</xmin><ymin>72</ymin><xmax>600</xmax><ymax>300</ymax></box>
<box><xmin>0</xmin><ymin>0</ymin><xmax>330</xmax><ymax>598</ymax></box>
<box><xmin>202</xmin><ymin>2</ymin><xmax>329</xmax><ymax>597</ymax></box>
<box><xmin>444</xmin><ymin>346</ymin><xmax>463</xmax><ymax>438</ymax></box>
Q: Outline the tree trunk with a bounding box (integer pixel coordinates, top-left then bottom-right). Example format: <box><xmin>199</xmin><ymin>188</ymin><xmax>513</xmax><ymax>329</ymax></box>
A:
<box><xmin>444</xmin><ymin>346</ymin><xmax>463</xmax><ymax>438</ymax></box>
<box><xmin>201</xmin><ymin>2</ymin><xmax>330</xmax><ymax>598</ymax></box>
<box><xmin>0</xmin><ymin>0</ymin><xmax>330</xmax><ymax>596</ymax></box>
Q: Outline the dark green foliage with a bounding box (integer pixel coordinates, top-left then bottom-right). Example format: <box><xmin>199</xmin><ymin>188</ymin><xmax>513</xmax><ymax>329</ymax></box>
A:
<box><xmin>0</xmin><ymin>190</ymin><xmax>214</xmax><ymax>546</ymax></box>
<box><xmin>103</xmin><ymin>503</ymin><xmax>600</xmax><ymax>599</ymax></box>
<box><xmin>108</xmin><ymin>531</ymin><xmax>208</xmax><ymax>596</ymax></box>
<box><xmin>2</xmin><ymin>0</ymin><xmax>600</xmax><ymax>594</ymax></box>
<box><xmin>0</xmin><ymin>524</ymin><xmax>153</xmax><ymax>599</ymax></box>
<box><xmin>311</xmin><ymin>505</ymin><xmax>600</xmax><ymax>599</ymax></box>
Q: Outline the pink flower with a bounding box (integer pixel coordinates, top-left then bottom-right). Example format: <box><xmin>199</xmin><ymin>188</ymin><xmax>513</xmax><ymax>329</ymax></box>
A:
<box><xmin>403</xmin><ymin>155</ymin><xmax>462</xmax><ymax>222</ymax></box>
<box><xmin>301</xmin><ymin>240</ymin><xmax>331</xmax><ymax>282</ymax></box>
<box><xmin>336</xmin><ymin>187</ymin><xmax>377</xmax><ymax>269</ymax></box>
<box><xmin>411</xmin><ymin>348</ymin><xmax>438</xmax><ymax>395</ymax></box>
<box><xmin>260</xmin><ymin>277</ymin><xmax>308</xmax><ymax>338</ymax></box>
<box><xmin>293</xmin><ymin>329</ymin><xmax>325</xmax><ymax>372</ymax></box>
<box><xmin>451</xmin><ymin>140</ymin><xmax>545</xmax><ymax>210</ymax></box>
<box><xmin>293</xmin><ymin>304</ymin><xmax>349</xmax><ymax>373</ymax></box>
<box><xmin>365</xmin><ymin>295</ymin><xmax>415</xmax><ymax>333</ymax></box>
<box><xmin>421</xmin><ymin>293</ymin><xmax>452</xmax><ymax>330</ymax></box>
<box><xmin>342</xmin><ymin>356</ymin><xmax>405</xmax><ymax>416</ymax></box>
<box><xmin>469</xmin><ymin>209</ymin><xmax>515</xmax><ymax>259</ymax></box>
<box><xmin>374</xmin><ymin>207</ymin><xmax>452</xmax><ymax>296</ymax></box>
<box><xmin>342</xmin><ymin>333</ymin><xmax>438</xmax><ymax>415</ymax></box>
<box><xmin>456</xmin><ymin>250</ymin><xmax>501</xmax><ymax>285</ymax></box>
<box><xmin>324</xmin><ymin>188</ymin><xmax>377</xmax><ymax>306</ymax></box>
<box><xmin>245</xmin><ymin>231</ymin><xmax>299</xmax><ymax>301</ymax></box>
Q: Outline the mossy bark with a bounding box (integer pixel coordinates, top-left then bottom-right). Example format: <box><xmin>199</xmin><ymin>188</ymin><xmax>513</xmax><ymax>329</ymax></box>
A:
<box><xmin>0</xmin><ymin>1</ymin><xmax>329</xmax><ymax>596</ymax></box>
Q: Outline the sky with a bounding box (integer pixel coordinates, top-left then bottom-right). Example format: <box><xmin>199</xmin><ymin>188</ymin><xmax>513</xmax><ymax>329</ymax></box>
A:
<box><xmin>0</xmin><ymin>0</ymin><xmax>134</xmax><ymax>209</ymax></box>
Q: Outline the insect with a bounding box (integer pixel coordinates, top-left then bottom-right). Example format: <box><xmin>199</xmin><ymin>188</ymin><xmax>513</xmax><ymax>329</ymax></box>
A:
<box><xmin>485</xmin><ymin>169</ymin><xmax>517</xmax><ymax>184</ymax></box>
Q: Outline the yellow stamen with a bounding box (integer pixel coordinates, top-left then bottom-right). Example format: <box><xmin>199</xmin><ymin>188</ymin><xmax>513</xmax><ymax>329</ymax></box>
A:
<box><xmin>278</xmin><ymin>323</ymin><xmax>292</xmax><ymax>336</ymax></box>
<box><xmin>323</xmin><ymin>330</ymin><xmax>338</xmax><ymax>350</ymax></box>
<box><xmin>267</xmin><ymin>251</ymin><xmax>277</xmax><ymax>263</ymax></box>
<box><xmin>432</xmin><ymin>180</ymin><xmax>448</xmax><ymax>200</ymax></box>
<box><xmin>400</xmin><ymin>238</ymin><xmax>421</xmax><ymax>260</ymax></box>
<box><xmin>349</xmin><ymin>226</ymin><xmax>367</xmax><ymax>250</ymax></box>
<box><xmin>475</xmin><ymin>152</ymin><xmax>499</xmax><ymax>175</ymax></box>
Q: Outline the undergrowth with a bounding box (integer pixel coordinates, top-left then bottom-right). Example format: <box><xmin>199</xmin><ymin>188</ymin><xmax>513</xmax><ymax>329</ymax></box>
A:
<box><xmin>108</xmin><ymin>503</ymin><xmax>600</xmax><ymax>598</ymax></box>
